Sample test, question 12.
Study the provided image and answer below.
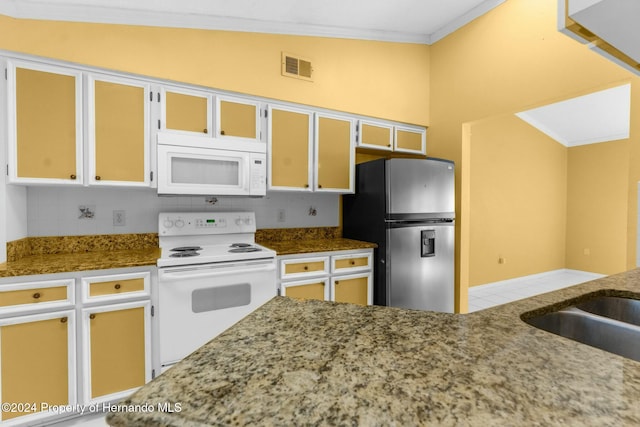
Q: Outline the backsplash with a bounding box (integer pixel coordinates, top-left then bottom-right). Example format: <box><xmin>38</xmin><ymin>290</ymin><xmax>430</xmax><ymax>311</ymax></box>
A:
<box><xmin>25</xmin><ymin>187</ymin><xmax>339</xmax><ymax>237</ymax></box>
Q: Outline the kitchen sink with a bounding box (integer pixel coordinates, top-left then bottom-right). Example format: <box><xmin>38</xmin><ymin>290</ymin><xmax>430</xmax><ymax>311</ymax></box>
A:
<box><xmin>523</xmin><ymin>296</ymin><xmax>640</xmax><ymax>362</ymax></box>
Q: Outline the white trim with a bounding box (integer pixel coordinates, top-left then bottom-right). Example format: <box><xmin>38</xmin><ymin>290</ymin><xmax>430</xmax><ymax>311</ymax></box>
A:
<box><xmin>281</xmin><ymin>277</ymin><xmax>331</xmax><ymax>301</ymax></box>
<box><xmin>160</xmin><ymin>85</ymin><xmax>213</xmax><ymax>137</ymax></box>
<box><xmin>6</xmin><ymin>59</ymin><xmax>84</xmax><ymax>186</ymax></box>
<box><xmin>279</xmin><ymin>256</ymin><xmax>330</xmax><ymax>280</ymax></box>
<box><xmin>86</xmin><ymin>73</ymin><xmax>152</xmax><ymax>187</ymax></box>
<box><xmin>80</xmin><ymin>271</ymin><xmax>150</xmax><ymax>305</ymax></box>
<box><xmin>81</xmin><ymin>300</ymin><xmax>152</xmax><ymax>406</ymax></box>
<box><xmin>330</xmin><ymin>271</ymin><xmax>373</xmax><ymax>305</ymax></box>
<box><xmin>215</xmin><ymin>94</ymin><xmax>262</xmax><ymax>143</ymax></box>
<box><xmin>313</xmin><ymin>112</ymin><xmax>355</xmax><ymax>193</ymax></box>
<box><xmin>393</xmin><ymin>123</ymin><xmax>427</xmax><ymax>155</ymax></box>
<box><xmin>266</xmin><ymin>104</ymin><xmax>314</xmax><ymax>192</ymax></box>
<box><xmin>0</xmin><ymin>310</ymin><xmax>77</xmax><ymax>426</ymax></box>
<box><xmin>0</xmin><ymin>278</ymin><xmax>75</xmax><ymax>316</ymax></box>
<box><xmin>357</xmin><ymin>119</ymin><xmax>394</xmax><ymax>152</ymax></box>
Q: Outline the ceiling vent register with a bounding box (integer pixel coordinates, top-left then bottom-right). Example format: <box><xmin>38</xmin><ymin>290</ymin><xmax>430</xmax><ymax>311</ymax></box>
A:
<box><xmin>282</xmin><ymin>52</ymin><xmax>313</xmax><ymax>81</ymax></box>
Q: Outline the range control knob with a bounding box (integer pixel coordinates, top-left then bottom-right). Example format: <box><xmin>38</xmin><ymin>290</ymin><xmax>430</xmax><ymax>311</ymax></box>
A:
<box><xmin>163</xmin><ymin>219</ymin><xmax>174</xmax><ymax>229</ymax></box>
<box><xmin>235</xmin><ymin>218</ymin><xmax>243</xmax><ymax>226</ymax></box>
<box><xmin>244</xmin><ymin>217</ymin><xmax>252</xmax><ymax>225</ymax></box>
<box><xmin>175</xmin><ymin>219</ymin><xmax>185</xmax><ymax>228</ymax></box>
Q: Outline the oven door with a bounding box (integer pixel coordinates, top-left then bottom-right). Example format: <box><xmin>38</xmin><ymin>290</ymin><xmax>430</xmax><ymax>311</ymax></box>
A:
<box><xmin>158</xmin><ymin>258</ymin><xmax>276</xmax><ymax>367</ymax></box>
<box><xmin>158</xmin><ymin>144</ymin><xmax>260</xmax><ymax>196</ymax></box>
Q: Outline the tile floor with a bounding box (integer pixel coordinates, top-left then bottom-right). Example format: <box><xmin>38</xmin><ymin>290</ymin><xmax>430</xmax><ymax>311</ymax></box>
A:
<box><xmin>468</xmin><ymin>269</ymin><xmax>605</xmax><ymax>312</ymax></box>
<box><xmin>49</xmin><ymin>268</ymin><xmax>605</xmax><ymax>426</ymax></box>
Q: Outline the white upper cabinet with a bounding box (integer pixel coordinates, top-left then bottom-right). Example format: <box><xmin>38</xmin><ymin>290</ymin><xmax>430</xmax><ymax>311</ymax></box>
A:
<box><xmin>357</xmin><ymin>119</ymin><xmax>394</xmax><ymax>151</ymax></box>
<box><xmin>7</xmin><ymin>60</ymin><xmax>84</xmax><ymax>185</ymax></box>
<box><xmin>160</xmin><ymin>86</ymin><xmax>213</xmax><ymax>137</ymax></box>
<box><xmin>394</xmin><ymin>124</ymin><xmax>427</xmax><ymax>155</ymax></box>
<box><xmin>87</xmin><ymin>74</ymin><xmax>151</xmax><ymax>187</ymax></box>
<box><xmin>216</xmin><ymin>95</ymin><xmax>262</xmax><ymax>143</ymax></box>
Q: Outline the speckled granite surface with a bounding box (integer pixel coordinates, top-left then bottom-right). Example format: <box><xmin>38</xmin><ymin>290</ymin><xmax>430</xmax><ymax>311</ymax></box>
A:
<box><xmin>1</xmin><ymin>234</ymin><xmax>159</xmax><ymax>277</ymax></box>
<box><xmin>261</xmin><ymin>237</ymin><xmax>377</xmax><ymax>255</ymax></box>
<box><xmin>256</xmin><ymin>227</ymin><xmax>342</xmax><ymax>242</ymax></box>
<box><xmin>106</xmin><ymin>270</ymin><xmax>640</xmax><ymax>426</ymax></box>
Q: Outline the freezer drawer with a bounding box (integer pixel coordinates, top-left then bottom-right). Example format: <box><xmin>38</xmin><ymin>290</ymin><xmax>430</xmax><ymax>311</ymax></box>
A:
<box><xmin>387</xmin><ymin>223</ymin><xmax>454</xmax><ymax>312</ymax></box>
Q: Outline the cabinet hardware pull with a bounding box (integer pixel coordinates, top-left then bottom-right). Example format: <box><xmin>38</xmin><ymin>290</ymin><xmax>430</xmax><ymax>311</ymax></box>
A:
<box><xmin>95</xmin><ymin>176</ymin><xmax>101</xmax><ymax>181</ymax></box>
<box><xmin>305</xmin><ymin>184</ymin><xmax>309</xmax><ymax>188</ymax></box>
<box><xmin>70</xmin><ymin>174</ymin><xmax>76</xmax><ymax>180</ymax></box>
<box><xmin>60</xmin><ymin>317</ymin><xmax>68</xmax><ymax>323</ymax></box>
<box><xmin>220</xmin><ymin>130</ymin><xmax>225</xmax><ymax>135</ymax></box>
<box><xmin>32</xmin><ymin>292</ymin><xmax>41</xmax><ymax>299</ymax></box>
<box><xmin>203</xmin><ymin>128</ymin><xmax>208</xmax><ymax>134</ymax></box>
<box><xmin>335</xmin><ymin>281</ymin><xmax>340</xmax><ymax>284</ymax></box>
<box><xmin>303</xmin><ymin>266</ymin><xmax>308</xmax><ymax>271</ymax></box>
<box><xmin>114</xmin><ymin>283</ymin><xmax>121</xmax><ymax>290</ymax></box>
<box><xmin>388</xmin><ymin>144</ymin><xmax>392</xmax><ymax>147</ymax></box>
<box><xmin>318</xmin><ymin>185</ymin><xmax>322</xmax><ymax>189</ymax></box>
<box><xmin>350</xmin><ymin>261</ymin><xmax>355</xmax><ymax>265</ymax></box>
<box><xmin>90</xmin><ymin>314</ymin><xmax>96</xmax><ymax>320</ymax></box>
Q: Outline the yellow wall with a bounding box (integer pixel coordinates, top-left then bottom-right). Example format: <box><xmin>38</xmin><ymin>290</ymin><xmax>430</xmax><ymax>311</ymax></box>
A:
<box><xmin>429</xmin><ymin>0</ymin><xmax>639</xmax><ymax>312</ymax></box>
<box><xmin>0</xmin><ymin>14</ymin><xmax>430</xmax><ymax>125</ymax></box>
<box><xmin>468</xmin><ymin>114</ymin><xmax>567</xmax><ymax>286</ymax></box>
<box><xmin>565</xmin><ymin>140</ymin><xmax>630</xmax><ymax>273</ymax></box>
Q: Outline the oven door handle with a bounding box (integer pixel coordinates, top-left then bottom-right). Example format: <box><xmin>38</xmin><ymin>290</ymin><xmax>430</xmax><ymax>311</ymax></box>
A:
<box><xmin>159</xmin><ymin>263</ymin><xmax>275</xmax><ymax>280</ymax></box>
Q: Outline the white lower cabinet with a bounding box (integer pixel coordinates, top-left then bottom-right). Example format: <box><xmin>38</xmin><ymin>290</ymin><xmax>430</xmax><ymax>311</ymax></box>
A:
<box><xmin>278</xmin><ymin>249</ymin><xmax>373</xmax><ymax>306</ymax></box>
<box><xmin>0</xmin><ymin>268</ymin><xmax>153</xmax><ymax>426</ymax></box>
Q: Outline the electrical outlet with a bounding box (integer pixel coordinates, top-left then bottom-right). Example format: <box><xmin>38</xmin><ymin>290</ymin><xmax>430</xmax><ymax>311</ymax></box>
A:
<box><xmin>113</xmin><ymin>210</ymin><xmax>126</xmax><ymax>226</ymax></box>
<box><xmin>277</xmin><ymin>209</ymin><xmax>286</xmax><ymax>222</ymax></box>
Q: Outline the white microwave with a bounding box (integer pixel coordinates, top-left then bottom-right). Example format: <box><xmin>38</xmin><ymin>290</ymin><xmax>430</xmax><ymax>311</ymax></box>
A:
<box><xmin>157</xmin><ymin>133</ymin><xmax>266</xmax><ymax>196</ymax></box>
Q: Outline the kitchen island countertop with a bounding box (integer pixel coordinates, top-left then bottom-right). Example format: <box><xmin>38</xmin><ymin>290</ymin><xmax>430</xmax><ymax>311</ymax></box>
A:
<box><xmin>106</xmin><ymin>269</ymin><xmax>640</xmax><ymax>426</ymax></box>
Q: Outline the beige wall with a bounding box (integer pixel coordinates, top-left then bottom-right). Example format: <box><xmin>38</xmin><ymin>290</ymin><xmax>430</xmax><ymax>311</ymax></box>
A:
<box><xmin>0</xmin><ymin>14</ymin><xmax>430</xmax><ymax>125</ymax></box>
<box><xmin>429</xmin><ymin>0</ymin><xmax>639</xmax><ymax>312</ymax></box>
<box><xmin>468</xmin><ymin>114</ymin><xmax>567</xmax><ymax>286</ymax></box>
<box><xmin>565</xmin><ymin>140</ymin><xmax>630</xmax><ymax>273</ymax></box>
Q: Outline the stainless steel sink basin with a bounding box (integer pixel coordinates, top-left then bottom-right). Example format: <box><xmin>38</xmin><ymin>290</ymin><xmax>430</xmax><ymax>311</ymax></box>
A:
<box><xmin>575</xmin><ymin>296</ymin><xmax>640</xmax><ymax>326</ymax></box>
<box><xmin>523</xmin><ymin>296</ymin><xmax>640</xmax><ymax>362</ymax></box>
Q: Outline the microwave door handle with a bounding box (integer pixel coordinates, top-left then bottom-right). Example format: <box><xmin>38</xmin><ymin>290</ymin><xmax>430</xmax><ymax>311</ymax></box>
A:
<box><xmin>159</xmin><ymin>263</ymin><xmax>275</xmax><ymax>280</ymax></box>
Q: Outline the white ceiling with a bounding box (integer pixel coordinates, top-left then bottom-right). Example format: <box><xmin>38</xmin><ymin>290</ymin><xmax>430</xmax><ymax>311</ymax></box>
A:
<box><xmin>0</xmin><ymin>0</ymin><xmax>506</xmax><ymax>44</ymax></box>
<box><xmin>515</xmin><ymin>84</ymin><xmax>631</xmax><ymax>147</ymax></box>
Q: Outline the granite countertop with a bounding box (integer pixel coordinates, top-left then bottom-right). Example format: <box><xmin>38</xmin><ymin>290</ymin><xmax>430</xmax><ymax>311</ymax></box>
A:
<box><xmin>261</xmin><ymin>238</ymin><xmax>377</xmax><ymax>255</ymax></box>
<box><xmin>0</xmin><ymin>247</ymin><xmax>160</xmax><ymax>277</ymax></box>
<box><xmin>106</xmin><ymin>269</ymin><xmax>640</xmax><ymax>426</ymax></box>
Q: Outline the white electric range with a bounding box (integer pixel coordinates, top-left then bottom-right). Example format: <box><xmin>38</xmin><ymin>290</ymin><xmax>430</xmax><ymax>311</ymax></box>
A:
<box><xmin>157</xmin><ymin>212</ymin><xmax>277</xmax><ymax>370</ymax></box>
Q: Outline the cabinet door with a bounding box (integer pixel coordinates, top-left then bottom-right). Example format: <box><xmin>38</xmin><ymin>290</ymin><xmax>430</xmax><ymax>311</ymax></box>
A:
<box><xmin>332</xmin><ymin>273</ymin><xmax>372</xmax><ymax>306</ymax></box>
<box><xmin>7</xmin><ymin>60</ymin><xmax>83</xmax><ymax>184</ymax></box>
<box><xmin>394</xmin><ymin>125</ymin><xmax>427</xmax><ymax>155</ymax></box>
<box><xmin>88</xmin><ymin>74</ymin><xmax>150</xmax><ymax>186</ymax></box>
<box><xmin>216</xmin><ymin>96</ymin><xmax>261</xmax><ymax>141</ymax></box>
<box><xmin>358</xmin><ymin>120</ymin><xmax>393</xmax><ymax>151</ymax></box>
<box><xmin>315</xmin><ymin>113</ymin><xmax>355</xmax><ymax>193</ymax></box>
<box><xmin>0</xmin><ymin>311</ymin><xmax>76</xmax><ymax>422</ymax></box>
<box><xmin>82</xmin><ymin>301</ymin><xmax>151</xmax><ymax>404</ymax></box>
<box><xmin>281</xmin><ymin>278</ymin><xmax>330</xmax><ymax>302</ymax></box>
<box><xmin>161</xmin><ymin>87</ymin><xmax>212</xmax><ymax>136</ymax></box>
<box><xmin>268</xmin><ymin>105</ymin><xmax>313</xmax><ymax>190</ymax></box>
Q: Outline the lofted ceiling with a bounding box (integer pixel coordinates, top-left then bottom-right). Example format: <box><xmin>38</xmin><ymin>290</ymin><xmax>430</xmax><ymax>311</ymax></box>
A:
<box><xmin>515</xmin><ymin>84</ymin><xmax>631</xmax><ymax>147</ymax></box>
<box><xmin>0</xmin><ymin>0</ymin><xmax>505</xmax><ymax>44</ymax></box>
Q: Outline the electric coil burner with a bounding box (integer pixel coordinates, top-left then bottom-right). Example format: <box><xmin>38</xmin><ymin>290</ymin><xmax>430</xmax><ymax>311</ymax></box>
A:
<box><xmin>157</xmin><ymin>212</ymin><xmax>277</xmax><ymax>370</ymax></box>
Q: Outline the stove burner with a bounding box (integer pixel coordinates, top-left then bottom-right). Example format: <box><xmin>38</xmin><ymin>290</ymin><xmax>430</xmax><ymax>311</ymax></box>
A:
<box><xmin>171</xmin><ymin>246</ymin><xmax>203</xmax><ymax>252</ymax></box>
<box><xmin>169</xmin><ymin>251</ymin><xmax>200</xmax><ymax>258</ymax></box>
<box><xmin>229</xmin><ymin>247</ymin><xmax>262</xmax><ymax>253</ymax></box>
<box><xmin>230</xmin><ymin>243</ymin><xmax>252</xmax><ymax>248</ymax></box>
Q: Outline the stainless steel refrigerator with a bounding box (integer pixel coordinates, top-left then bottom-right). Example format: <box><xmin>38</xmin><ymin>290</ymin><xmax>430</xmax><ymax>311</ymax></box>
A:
<box><xmin>343</xmin><ymin>158</ymin><xmax>455</xmax><ymax>312</ymax></box>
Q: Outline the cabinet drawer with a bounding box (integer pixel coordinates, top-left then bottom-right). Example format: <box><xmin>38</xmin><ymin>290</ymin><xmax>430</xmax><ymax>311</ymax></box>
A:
<box><xmin>331</xmin><ymin>252</ymin><xmax>372</xmax><ymax>274</ymax></box>
<box><xmin>0</xmin><ymin>279</ymin><xmax>75</xmax><ymax>314</ymax></box>
<box><xmin>82</xmin><ymin>272</ymin><xmax>150</xmax><ymax>303</ymax></box>
<box><xmin>280</xmin><ymin>256</ymin><xmax>329</xmax><ymax>279</ymax></box>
